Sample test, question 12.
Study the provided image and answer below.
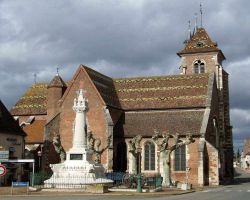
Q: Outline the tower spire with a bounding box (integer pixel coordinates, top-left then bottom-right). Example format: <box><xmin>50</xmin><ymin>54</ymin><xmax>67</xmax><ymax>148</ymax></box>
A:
<box><xmin>184</xmin><ymin>20</ymin><xmax>192</xmax><ymax>44</ymax></box>
<box><xmin>34</xmin><ymin>73</ymin><xmax>37</xmax><ymax>84</ymax></box>
<box><xmin>188</xmin><ymin>20</ymin><xmax>192</xmax><ymax>39</ymax></box>
<box><xmin>200</xmin><ymin>2</ymin><xmax>203</xmax><ymax>27</ymax></box>
<box><xmin>195</xmin><ymin>13</ymin><xmax>198</xmax><ymax>30</ymax></box>
<box><xmin>56</xmin><ymin>67</ymin><xmax>59</xmax><ymax>76</ymax></box>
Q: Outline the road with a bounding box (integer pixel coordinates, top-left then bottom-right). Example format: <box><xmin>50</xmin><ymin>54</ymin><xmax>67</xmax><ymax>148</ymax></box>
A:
<box><xmin>1</xmin><ymin>168</ymin><xmax>250</xmax><ymax>200</ymax></box>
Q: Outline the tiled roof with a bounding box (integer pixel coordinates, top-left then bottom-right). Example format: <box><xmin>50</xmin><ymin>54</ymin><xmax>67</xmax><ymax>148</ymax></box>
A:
<box><xmin>23</xmin><ymin>120</ymin><xmax>46</xmax><ymax>143</ymax></box>
<box><xmin>84</xmin><ymin>67</ymin><xmax>121</xmax><ymax>108</ymax></box>
<box><xmin>177</xmin><ymin>27</ymin><xmax>224</xmax><ymax>59</ymax></box>
<box><xmin>0</xmin><ymin>100</ymin><xmax>26</xmax><ymax>136</ymax></box>
<box><xmin>11</xmin><ymin>66</ymin><xmax>211</xmax><ymax>115</ymax></box>
<box><xmin>11</xmin><ymin>83</ymin><xmax>48</xmax><ymax>116</ymax></box>
<box><xmin>114</xmin><ymin>73</ymin><xmax>210</xmax><ymax>110</ymax></box>
<box><xmin>122</xmin><ymin>110</ymin><xmax>204</xmax><ymax>137</ymax></box>
<box><xmin>48</xmin><ymin>75</ymin><xmax>67</xmax><ymax>88</ymax></box>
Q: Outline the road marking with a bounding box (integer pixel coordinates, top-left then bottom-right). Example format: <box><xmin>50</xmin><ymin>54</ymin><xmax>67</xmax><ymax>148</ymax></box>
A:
<box><xmin>247</xmin><ymin>190</ymin><xmax>250</xmax><ymax>192</ymax></box>
<box><xmin>202</xmin><ymin>190</ymin><xmax>210</xmax><ymax>192</ymax></box>
<box><xmin>238</xmin><ymin>190</ymin><xmax>243</xmax><ymax>192</ymax></box>
<box><xmin>225</xmin><ymin>190</ymin><xmax>232</xmax><ymax>192</ymax></box>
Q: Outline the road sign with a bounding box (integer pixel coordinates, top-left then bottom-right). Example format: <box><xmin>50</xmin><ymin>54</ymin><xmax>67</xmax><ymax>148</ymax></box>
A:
<box><xmin>11</xmin><ymin>182</ymin><xmax>29</xmax><ymax>195</ymax></box>
<box><xmin>12</xmin><ymin>182</ymin><xmax>29</xmax><ymax>187</ymax></box>
<box><xmin>0</xmin><ymin>164</ymin><xmax>7</xmax><ymax>176</ymax></box>
<box><xmin>0</xmin><ymin>151</ymin><xmax>9</xmax><ymax>161</ymax></box>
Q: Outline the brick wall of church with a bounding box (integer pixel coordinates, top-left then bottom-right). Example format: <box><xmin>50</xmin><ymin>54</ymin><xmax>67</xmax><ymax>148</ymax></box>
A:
<box><xmin>172</xmin><ymin>138</ymin><xmax>200</xmax><ymax>186</ymax></box>
<box><xmin>47</xmin><ymin>87</ymin><xmax>63</xmax><ymax>122</ymax></box>
<box><xmin>59</xmin><ymin>69</ymin><xmax>109</xmax><ymax>166</ymax></box>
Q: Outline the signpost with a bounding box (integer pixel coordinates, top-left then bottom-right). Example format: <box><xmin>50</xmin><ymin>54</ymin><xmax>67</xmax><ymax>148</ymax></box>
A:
<box><xmin>11</xmin><ymin>182</ymin><xmax>29</xmax><ymax>195</ymax></box>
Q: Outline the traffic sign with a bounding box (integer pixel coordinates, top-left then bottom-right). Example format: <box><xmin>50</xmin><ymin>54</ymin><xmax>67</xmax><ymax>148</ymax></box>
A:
<box><xmin>0</xmin><ymin>164</ymin><xmax>7</xmax><ymax>176</ymax></box>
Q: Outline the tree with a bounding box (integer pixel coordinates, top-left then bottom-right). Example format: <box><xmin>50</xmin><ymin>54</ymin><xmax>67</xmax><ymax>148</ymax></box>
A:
<box><xmin>87</xmin><ymin>131</ymin><xmax>112</xmax><ymax>163</ymax></box>
<box><xmin>152</xmin><ymin>130</ymin><xmax>194</xmax><ymax>187</ymax></box>
<box><xmin>127</xmin><ymin>135</ymin><xmax>142</xmax><ymax>174</ymax></box>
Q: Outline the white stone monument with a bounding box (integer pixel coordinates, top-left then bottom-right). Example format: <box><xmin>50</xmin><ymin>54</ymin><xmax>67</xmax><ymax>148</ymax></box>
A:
<box><xmin>44</xmin><ymin>89</ymin><xmax>113</xmax><ymax>188</ymax></box>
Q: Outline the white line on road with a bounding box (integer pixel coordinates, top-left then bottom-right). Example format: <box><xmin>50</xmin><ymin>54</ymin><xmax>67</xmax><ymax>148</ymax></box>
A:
<box><xmin>225</xmin><ymin>190</ymin><xmax>232</xmax><ymax>192</ymax></box>
<box><xmin>202</xmin><ymin>190</ymin><xmax>211</xmax><ymax>193</ymax></box>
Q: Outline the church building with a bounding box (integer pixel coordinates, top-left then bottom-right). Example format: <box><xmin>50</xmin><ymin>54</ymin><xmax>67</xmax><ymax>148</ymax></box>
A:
<box><xmin>11</xmin><ymin>26</ymin><xmax>233</xmax><ymax>186</ymax></box>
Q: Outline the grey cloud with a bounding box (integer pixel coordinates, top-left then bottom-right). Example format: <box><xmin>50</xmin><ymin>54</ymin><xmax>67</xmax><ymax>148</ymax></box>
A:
<box><xmin>1</xmin><ymin>0</ymin><xmax>250</xmax><ymax>150</ymax></box>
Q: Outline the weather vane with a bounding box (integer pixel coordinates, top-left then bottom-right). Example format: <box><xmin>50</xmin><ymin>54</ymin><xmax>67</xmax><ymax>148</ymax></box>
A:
<box><xmin>34</xmin><ymin>73</ymin><xmax>37</xmax><ymax>84</ymax></box>
<box><xmin>56</xmin><ymin>67</ymin><xmax>59</xmax><ymax>76</ymax></box>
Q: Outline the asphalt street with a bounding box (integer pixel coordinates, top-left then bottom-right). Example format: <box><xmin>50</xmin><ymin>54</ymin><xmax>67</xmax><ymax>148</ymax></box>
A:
<box><xmin>1</xmin><ymin>167</ymin><xmax>250</xmax><ymax>200</ymax></box>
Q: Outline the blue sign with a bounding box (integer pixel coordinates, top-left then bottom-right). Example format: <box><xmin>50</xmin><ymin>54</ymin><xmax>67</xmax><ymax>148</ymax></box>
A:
<box><xmin>12</xmin><ymin>182</ymin><xmax>29</xmax><ymax>187</ymax></box>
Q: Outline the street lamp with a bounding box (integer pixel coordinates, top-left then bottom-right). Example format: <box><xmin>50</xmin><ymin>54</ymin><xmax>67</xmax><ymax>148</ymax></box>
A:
<box><xmin>137</xmin><ymin>147</ymin><xmax>142</xmax><ymax>193</ymax></box>
<box><xmin>37</xmin><ymin>151</ymin><xmax>42</xmax><ymax>172</ymax></box>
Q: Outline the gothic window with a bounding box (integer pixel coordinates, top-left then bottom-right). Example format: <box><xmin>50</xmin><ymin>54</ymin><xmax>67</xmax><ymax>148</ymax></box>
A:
<box><xmin>193</xmin><ymin>60</ymin><xmax>205</xmax><ymax>74</ymax></box>
<box><xmin>174</xmin><ymin>145</ymin><xmax>186</xmax><ymax>171</ymax></box>
<box><xmin>144</xmin><ymin>141</ymin><xmax>155</xmax><ymax>170</ymax></box>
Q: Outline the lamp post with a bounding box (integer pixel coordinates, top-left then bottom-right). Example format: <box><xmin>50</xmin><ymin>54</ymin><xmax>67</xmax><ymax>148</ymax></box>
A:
<box><xmin>37</xmin><ymin>151</ymin><xmax>42</xmax><ymax>172</ymax></box>
<box><xmin>137</xmin><ymin>147</ymin><xmax>142</xmax><ymax>193</ymax></box>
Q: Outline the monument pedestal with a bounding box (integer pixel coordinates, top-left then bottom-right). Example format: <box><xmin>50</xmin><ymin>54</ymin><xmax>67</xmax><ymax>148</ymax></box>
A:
<box><xmin>44</xmin><ymin>147</ymin><xmax>112</xmax><ymax>188</ymax></box>
<box><xmin>44</xmin><ymin>89</ymin><xmax>113</xmax><ymax>188</ymax></box>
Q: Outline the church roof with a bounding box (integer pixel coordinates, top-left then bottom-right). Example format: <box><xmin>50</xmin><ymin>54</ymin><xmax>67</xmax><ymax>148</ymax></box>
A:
<box><xmin>122</xmin><ymin>110</ymin><xmax>204</xmax><ymax>137</ymax></box>
<box><xmin>114</xmin><ymin>73</ymin><xmax>210</xmax><ymax>110</ymax></box>
<box><xmin>11</xmin><ymin>83</ymin><xmax>48</xmax><ymax>116</ymax></box>
<box><xmin>48</xmin><ymin>74</ymin><xmax>67</xmax><ymax>88</ymax></box>
<box><xmin>11</xmin><ymin>66</ymin><xmax>212</xmax><ymax>115</ymax></box>
<box><xmin>23</xmin><ymin>120</ymin><xmax>46</xmax><ymax>143</ymax></box>
<box><xmin>0</xmin><ymin>100</ymin><xmax>26</xmax><ymax>136</ymax></box>
<box><xmin>84</xmin><ymin>67</ymin><xmax>121</xmax><ymax>108</ymax></box>
<box><xmin>177</xmin><ymin>27</ymin><xmax>225</xmax><ymax>59</ymax></box>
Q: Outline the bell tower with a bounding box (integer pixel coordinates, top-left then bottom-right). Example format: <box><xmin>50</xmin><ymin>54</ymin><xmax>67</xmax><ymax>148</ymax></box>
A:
<box><xmin>177</xmin><ymin>26</ymin><xmax>233</xmax><ymax>179</ymax></box>
<box><xmin>177</xmin><ymin>28</ymin><xmax>225</xmax><ymax>74</ymax></box>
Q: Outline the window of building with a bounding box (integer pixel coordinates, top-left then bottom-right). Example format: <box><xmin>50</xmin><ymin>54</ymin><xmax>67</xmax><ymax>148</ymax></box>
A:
<box><xmin>193</xmin><ymin>60</ymin><xmax>205</xmax><ymax>74</ymax></box>
<box><xmin>174</xmin><ymin>145</ymin><xmax>186</xmax><ymax>171</ymax></box>
<box><xmin>144</xmin><ymin>141</ymin><xmax>155</xmax><ymax>170</ymax></box>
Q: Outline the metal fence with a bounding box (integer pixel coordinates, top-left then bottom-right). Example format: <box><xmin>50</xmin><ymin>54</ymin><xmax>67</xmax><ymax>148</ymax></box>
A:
<box><xmin>30</xmin><ymin>172</ymin><xmax>162</xmax><ymax>189</ymax></box>
<box><xmin>105</xmin><ymin>172</ymin><xmax>162</xmax><ymax>189</ymax></box>
<box><xmin>29</xmin><ymin>172</ymin><xmax>52</xmax><ymax>186</ymax></box>
<box><xmin>105</xmin><ymin>172</ymin><xmax>126</xmax><ymax>186</ymax></box>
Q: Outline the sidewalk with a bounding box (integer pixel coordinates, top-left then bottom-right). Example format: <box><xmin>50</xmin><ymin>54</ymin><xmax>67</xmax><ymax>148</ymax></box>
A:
<box><xmin>0</xmin><ymin>186</ymin><xmax>196</xmax><ymax>196</ymax></box>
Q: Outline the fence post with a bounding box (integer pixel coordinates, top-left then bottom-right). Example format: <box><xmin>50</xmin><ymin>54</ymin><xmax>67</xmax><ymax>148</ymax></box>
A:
<box><xmin>155</xmin><ymin>173</ymin><xmax>162</xmax><ymax>188</ymax></box>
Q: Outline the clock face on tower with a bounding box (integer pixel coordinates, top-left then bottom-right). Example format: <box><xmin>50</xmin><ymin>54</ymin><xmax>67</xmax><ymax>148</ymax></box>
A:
<box><xmin>196</xmin><ymin>40</ymin><xmax>205</xmax><ymax>47</ymax></box>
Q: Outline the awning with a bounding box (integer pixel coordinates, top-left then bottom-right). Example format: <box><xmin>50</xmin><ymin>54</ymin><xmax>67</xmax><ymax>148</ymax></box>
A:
<box><xmin>25</xmin><ymin>144</ymin><xmax>40</xmax><ymax>151</ymax></box>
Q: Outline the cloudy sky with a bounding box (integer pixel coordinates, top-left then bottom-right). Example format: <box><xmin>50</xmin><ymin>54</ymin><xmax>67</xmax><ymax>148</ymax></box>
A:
<box><xmin>0</xmin><ymin>0</ymin><xmax>249</xmax><ymax>150</ymax></box>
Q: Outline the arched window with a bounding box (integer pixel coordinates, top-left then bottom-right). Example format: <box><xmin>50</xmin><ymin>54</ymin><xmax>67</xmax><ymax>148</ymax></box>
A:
<box><xmin>174</xmin><ymin>145</ymin><xmax>186</xmax><ymax>171</ymax></box>
<box><xmin>144</xmin><ymin>141</ymin><xmax>155</xmax><ymax>170</ymax></box>
<box><xmin>193</xmin><ymin>60</ymin><xmax>205</xmax><ymax>74</ymax></box>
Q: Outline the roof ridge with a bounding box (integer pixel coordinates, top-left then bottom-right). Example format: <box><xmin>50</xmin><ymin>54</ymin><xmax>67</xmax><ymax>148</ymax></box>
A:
<box><xmin>83</xmin><ymin>65</ymin><xmax>113</xmax><ymax>81</ymax></box>
<box><xmin>114</xmin><ymin>73</ymin><xmax>209</xmax><ymax>81</ymax></box>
